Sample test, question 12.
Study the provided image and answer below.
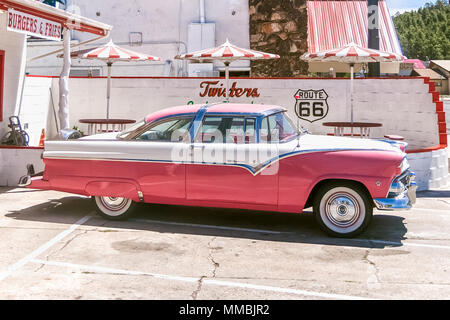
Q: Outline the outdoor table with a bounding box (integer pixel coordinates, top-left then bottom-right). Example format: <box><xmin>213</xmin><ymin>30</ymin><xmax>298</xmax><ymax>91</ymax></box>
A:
<box><xmin>322</xmin><ymin>122</ymin><xmax>382</xmax><ymax>138</ymax></box>
<box><xmin>79</xmin><ymin>119</ymin><xmax>136</xmax><ymax>136</ymax></box>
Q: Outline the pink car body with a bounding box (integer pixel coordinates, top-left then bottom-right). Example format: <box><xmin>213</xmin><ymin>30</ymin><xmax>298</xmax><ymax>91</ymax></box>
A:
<box><xmin>21</xmin><ymin>103</ymin><xmax>416</xmax><ymax>237</ymax></box>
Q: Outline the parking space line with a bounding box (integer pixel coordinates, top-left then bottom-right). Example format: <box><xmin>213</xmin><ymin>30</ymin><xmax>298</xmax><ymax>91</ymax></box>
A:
<box><xmin>29</xmin><ymin>259</ymin><xmax>371</xmax><ymax>300</ymax></box>
<box><xmin>0</xmin><ymin>215</ymin><xmax>91</xmax><ymax>282</ymax></box>
<box><xmin>130</xmin><ymin>218</ymin><xmax>287</xmax><ymax>234</ymax></box>
<box><xmin>202</xmin><ymin>279</ymin><xmax>370</xmax><ymax>300</ymax></box>
<box><xmin>30</xmin><ymin>259</ymin><xmax>200</xmax><ymax>283</ymax></box>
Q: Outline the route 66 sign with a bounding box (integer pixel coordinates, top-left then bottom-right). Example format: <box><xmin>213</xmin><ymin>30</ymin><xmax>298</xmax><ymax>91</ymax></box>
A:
<box><xmin>294</xmin><ymin>89</ymin><xmax>329</xmax><ymax>123</ymax></box>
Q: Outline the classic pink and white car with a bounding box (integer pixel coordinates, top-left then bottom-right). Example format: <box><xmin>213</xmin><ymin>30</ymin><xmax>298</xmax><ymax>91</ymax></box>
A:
<box><xmin>20</xmin><ymin>103</ymin><xmax>416</xmax><ymax>237</ymax></box>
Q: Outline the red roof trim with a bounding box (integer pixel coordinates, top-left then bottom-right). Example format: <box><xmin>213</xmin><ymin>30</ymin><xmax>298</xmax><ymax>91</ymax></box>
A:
<box><xmin>406</xmin><ymin>145</ymin><xmax>447</xmax><ymax>154</ymax></box>
<box><xmin>0</xmin><ymin>145</ymin><xmax>44</xmax><ymax>150</ymax></box>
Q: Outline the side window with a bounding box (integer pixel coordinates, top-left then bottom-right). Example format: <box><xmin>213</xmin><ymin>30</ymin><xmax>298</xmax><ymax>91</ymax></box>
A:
<box><xmin>196</xmin><ymin>117</ymin><xmax>223</xmax><ymax>143</ymax></box>
<box><xmin>260</xmin><ymin>116</ymin><xmax>270</xmax><ymax>143</ymax></box>
<box><xmin>267</xmin><ymin>114</ymin><xmax>280</xmax><ymax>143</ymax></box>
<box><xmin>260</xmin><ymin>112</ymin><xmax>296</xmax><ymax>143</ymax></box>
<box><xmin>135</xmin><ymin>117</ymin><xmax>192</xmax><ymax>142</ymax></box>
<box><xmin>227</xmin><ymin>117</ymin><xmax>244</xmax><ymax>143</ymax></box>
<box><xmin>244</xmin><ymin>118</ymin><xmax>256</xmax><ymax>143</ymax></box>
<box><xmin>196</xmin><ymin>116</ymin><xmax>247</xmax><ymax>144</ymax></box>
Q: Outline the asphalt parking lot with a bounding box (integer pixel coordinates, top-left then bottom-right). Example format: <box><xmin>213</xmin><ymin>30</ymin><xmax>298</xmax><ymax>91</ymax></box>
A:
<box><xmin>0</xmin><ymin>186</ymin><xmax>450</xmax><ymax>300</ymax></box>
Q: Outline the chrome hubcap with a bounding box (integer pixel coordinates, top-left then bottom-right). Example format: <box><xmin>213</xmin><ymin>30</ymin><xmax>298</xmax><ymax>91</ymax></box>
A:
<box><xmin>326</xmin><ymin>194</ymin><xmax>360</xmax><ymax>227</ymax></box>
<box><xmin>100</xmin><ymin>196</ymin><xmax>128</xmax><ymax>212</ymax></box>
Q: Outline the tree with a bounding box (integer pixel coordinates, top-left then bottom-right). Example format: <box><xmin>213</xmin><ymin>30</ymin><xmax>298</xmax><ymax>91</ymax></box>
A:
<box><xmin>42</xmin><ymin>0</ymin><xmax>66</xmax><ymax>6</ymax></box>
<box><xmin>393</xmin><ymin>0</ymin><xmax>450</xmax><ymax>60</ymax></box>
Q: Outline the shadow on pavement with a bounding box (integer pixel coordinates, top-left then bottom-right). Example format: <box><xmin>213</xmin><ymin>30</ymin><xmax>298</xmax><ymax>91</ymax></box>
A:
<box><xmin>5</xmin><ymin>195</ymin><xmax>408</xmax><ymax>249</ymax></box>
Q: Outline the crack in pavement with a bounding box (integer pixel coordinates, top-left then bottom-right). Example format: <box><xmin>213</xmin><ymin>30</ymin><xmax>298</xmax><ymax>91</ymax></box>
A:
<box><xmin>208</xmin><ymin>237</ymin><xmax>220</xmax><ymax>278</ymax></box>
<box><xmin>191</xmin><ymin>237</ymin><xmax>220</xmax><ymax>300</ymax></box>
<box><xmin>191</xmin><ymin>275</ymin><xmax>206</xmax><ymax>300</ymax></box>
<box><xmin>33</xmin><ymin>228</ymin><xmax>94</xmax><ymax>273</ymax></box>
<box><xmin>363</xmin><ymin>249</ymin><xmax>381</xmax><ymax>289</ymax></box>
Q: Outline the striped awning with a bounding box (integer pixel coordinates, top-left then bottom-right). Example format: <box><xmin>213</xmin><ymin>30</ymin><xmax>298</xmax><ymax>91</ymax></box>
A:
<box><xmin>72</xmin><ymin>40</ymin><xmax>161</xmax><ymax>63</ymax></box>
<box><xmin>302</xmin><ymin>42</ymin><xmax>405</xmax><ymax>63</ymax></box>
<box><xmin>307</xmin><ymin>0</ymin><xmax>403</xmax><ymax>56</ymax></box>
<box><xmin>175</xmin><ymin>39</ymin><xmax>280</xmax><ymax>61</ymax></box>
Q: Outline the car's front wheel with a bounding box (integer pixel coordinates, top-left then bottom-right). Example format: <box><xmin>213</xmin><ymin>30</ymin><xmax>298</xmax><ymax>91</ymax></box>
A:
<box><xmin>313</xmin><ymin>182</ymin><xmax>373</xmax><ymax>238</ymax></box>
<box><xmin>93</xmin><ymin>196</ymin><xmax>137</xmax><ymax>220</ymax></box>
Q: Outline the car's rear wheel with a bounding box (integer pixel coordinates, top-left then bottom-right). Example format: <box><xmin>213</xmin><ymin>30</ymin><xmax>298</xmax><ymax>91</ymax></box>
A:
<box><xmin>313</xmin><ymin>182</ymin><xmax>373</xmax><ymax>238</ymax></box>
<box><xmin>93</xmin><ymin>196</ymin><xmax>137</xmax><ymax>220</ymax></box>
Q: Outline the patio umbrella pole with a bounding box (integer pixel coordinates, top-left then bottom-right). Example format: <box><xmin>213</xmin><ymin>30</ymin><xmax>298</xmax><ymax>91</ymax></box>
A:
<box><xmin>225</xmin><ymin>61</ymin><xmax>230</xmax><ymax>102</ymax></box>
<box><xmin>106</xmin><ymin>62</ymin><xmax>112</xmax><ymax>120</ymax></box>
<box><xmin>350</xmin><ymin>63</ymin><xmax>354</xmax><ymax>136</ymax></box>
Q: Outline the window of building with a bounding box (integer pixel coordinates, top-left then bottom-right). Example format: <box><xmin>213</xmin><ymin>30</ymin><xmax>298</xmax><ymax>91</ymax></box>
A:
<box><xmin>69</xmin><ymin>68</ymin><xmax>102</xmax><ymax>77</ymax></box>
<box><xmin>219</xmin><ymin>70</ymin><xmax>250</xmax><ymax>78</ymax></box>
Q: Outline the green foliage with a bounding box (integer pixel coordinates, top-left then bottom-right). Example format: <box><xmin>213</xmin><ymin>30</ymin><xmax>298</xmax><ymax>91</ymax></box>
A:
<box><xmin>42</xmin><ymin>0</ymin><xmax>66</xmax><ymax>6</ymax></box>
<box><xmin>393</xmin><ymin>0</ymin><xmax>449</xmax><ymax>60</ymax></box>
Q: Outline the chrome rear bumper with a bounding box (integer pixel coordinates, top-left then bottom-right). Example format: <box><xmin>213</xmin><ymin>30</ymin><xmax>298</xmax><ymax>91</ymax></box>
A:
<box><xmin>374</xmin><ymin>170</ymin><xmax>417</xmax><ymax>211</ymax></box>
<box><xmin>18</xmin><ymin>175</ymin><xmax>32</xmax><ymax>187</ymax></box>
<box><xmin>18</xmin><ymin>164</ymin><xmax>43</xmax><ymax>187</ymax></box>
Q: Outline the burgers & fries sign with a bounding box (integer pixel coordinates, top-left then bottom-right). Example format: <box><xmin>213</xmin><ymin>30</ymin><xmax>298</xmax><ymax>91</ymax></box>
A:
<box><xmin>7</xmin><ymin>8</ymin><xmax>61</xmax><ymax>41</ymax></box>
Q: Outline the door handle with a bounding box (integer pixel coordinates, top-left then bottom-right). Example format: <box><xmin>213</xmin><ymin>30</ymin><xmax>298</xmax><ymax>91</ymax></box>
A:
<box><xmin>190</xmin><ymin>144</ymin><xmax>205</xmax><ymax>150</ymax></box>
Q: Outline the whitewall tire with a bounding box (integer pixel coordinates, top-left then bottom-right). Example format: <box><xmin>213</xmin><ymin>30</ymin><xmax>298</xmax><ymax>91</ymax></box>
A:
<box><xmin>313</xmin><ymin>182</ymin><xmax>373</xmax><ymax>238</ymax></box>
<box><xmin>93</xmin><ymin>196</ymin><xmax>137</xmax><ymax>220</ymax></box>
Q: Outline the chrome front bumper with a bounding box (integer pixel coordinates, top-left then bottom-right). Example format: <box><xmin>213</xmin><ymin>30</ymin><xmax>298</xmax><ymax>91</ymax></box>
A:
<box><xmin>374</xmin><ymin>170</ymin><xmax>417</xmax><ymax>211</ymax></box>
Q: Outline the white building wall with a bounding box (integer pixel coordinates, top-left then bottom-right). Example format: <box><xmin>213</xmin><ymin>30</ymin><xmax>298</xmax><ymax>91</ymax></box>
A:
<box><xmin>0</xmin><ymin>12</ymin><xmax>27</xmax><ymax>138</ymax></box>
<box><xmin>0</xmin><ymin>148</ymin><xmax>44</xmax><ymax>186</ymax></box>
<box><xmin>36</xmin><ymin>76</ymin><xmax>440</xmax><ymax>151</ymax></box>
<box><xmin>26</xmin><ymin>0</ymin><xmax>250</xmax><ymax>77</ymax></box>
<box><xmin>407</xmin><ymin>148</ymin><xmax>449</xmax><ymax>190</ymax></box>
<box><xmin>18</xmin><ymin>76</ymin><xmax>53</xmax><ymax>146</ymax></box>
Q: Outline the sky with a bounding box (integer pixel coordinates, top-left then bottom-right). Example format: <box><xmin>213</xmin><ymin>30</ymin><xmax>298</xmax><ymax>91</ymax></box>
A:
<box><xmin>386</xmin><ymin>0</ymin><xmax>442</xmax><ymax>15</ymax></box>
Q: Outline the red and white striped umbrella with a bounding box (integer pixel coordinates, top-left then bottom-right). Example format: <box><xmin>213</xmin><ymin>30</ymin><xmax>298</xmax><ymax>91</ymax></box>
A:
<box><xmin>301</xmin><ymin>42</ymin><xmax>405</xmax><ymax>125</ymax></box>
<box><xmin>77</xmin><ymin>40</ymin><xmax>161</xmax><ymax>63</ymax></box>
<box><xmin>175</xmin><ymin>38</ymin><xmax>280</xmax><ymax>61</ymax></box>
<box><xmin>175</xmin><ymin>39</ymin><xmax>279</xmax><ymax>100</ymax></box>
<box><xmin>301</xmin><ymin>42</ymin><xmax>405</xmax><ymax>63</ymax></box>
<box><xmin>67</xmin><ymin>40</ymin><xmax>161</xmax><ymax>119</ymax></box>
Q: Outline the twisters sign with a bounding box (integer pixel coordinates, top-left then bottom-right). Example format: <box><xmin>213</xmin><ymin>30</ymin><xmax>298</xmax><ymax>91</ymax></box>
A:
<box><xmin>7</xmin><ymin>8</ymin><xmax>61</xmax><ymax>41</ymax></box>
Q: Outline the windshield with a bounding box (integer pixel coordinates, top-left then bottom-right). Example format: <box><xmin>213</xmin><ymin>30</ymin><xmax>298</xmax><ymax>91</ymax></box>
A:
<box><xmin>117</xmin><ymin>119</ymin><xmax>146</xmax><ymax>139</ymax></box>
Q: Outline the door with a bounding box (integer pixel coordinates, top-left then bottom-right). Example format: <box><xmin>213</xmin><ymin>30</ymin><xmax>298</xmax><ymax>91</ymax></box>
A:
<box><xmin>186</xmin><ymin>115</ymin><xmax>278</xmax><ymax>206</ymax></box>
<box><xmin>128</xmin><ymin>116</ymin><xmax>192</xmax><ymax>202</ymax></box>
